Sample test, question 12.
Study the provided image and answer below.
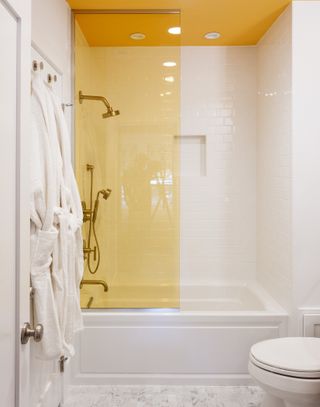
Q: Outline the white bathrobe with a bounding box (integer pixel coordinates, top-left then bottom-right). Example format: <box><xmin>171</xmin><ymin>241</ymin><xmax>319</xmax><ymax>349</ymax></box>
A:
<box><xmin>49</xmin><ymin>86</ymin><xmax>84</xmax><ymax>357</ymax></box>
<box><xmin>31</xmin><ymin>72</ymin><xmax>62</xmax><ymax>360</ymax></box>
<box><xmin>31</xmin><ymin>72</ymin><xmax>83</xmax><ymax>360</ymax></box>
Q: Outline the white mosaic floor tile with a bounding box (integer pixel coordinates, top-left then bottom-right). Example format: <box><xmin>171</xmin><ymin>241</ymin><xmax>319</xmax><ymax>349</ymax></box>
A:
<box><xmin>64</xmin><ymin>385</ymin><xmax>264</xmax><ymax>407</ymax></box>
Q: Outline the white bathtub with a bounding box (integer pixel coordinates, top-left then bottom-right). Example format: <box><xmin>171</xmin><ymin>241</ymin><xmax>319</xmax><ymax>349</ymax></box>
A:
<box><xmin>70</xmin><ymin>282</ymin><xmax>287</xmax><ymax>386</ymax></box>
<box><xmin>180</xmin><ymin>284</ymin><xmax>269</xmax><ymax>311</ymax></box>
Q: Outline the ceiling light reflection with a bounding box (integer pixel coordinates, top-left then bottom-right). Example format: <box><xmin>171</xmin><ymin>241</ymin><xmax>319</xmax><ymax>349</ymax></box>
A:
<box><xmin>163</xmin><ymin>61</ymin><xmax>177</xmax><ymax>67</ymax></box>
<box><xmin>168</xmin><ymin>27</ymin><xmax>181</xmax><ymax>35</ymax></box>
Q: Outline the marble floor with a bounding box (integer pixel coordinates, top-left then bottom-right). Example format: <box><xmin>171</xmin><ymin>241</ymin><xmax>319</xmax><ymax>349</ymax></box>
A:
<box><xmin>64</xmin><ymin>385</ymin><xmax>264</xmax><ymax>407</ymax></box>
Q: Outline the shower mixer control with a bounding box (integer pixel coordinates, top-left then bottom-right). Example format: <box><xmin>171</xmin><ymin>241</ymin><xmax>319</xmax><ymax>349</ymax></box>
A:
<box><xmin>81</xmin><ymin>201</ymin><xmax>91</xmax><ymax>223</ymax></box>
<box><xmin>83</xmin><ymin>240</ymin><xmax>96</xmax><ymax>260</ymax></box>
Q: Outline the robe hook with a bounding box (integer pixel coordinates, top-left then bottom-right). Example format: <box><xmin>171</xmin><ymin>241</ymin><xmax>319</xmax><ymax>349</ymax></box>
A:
<box><xmin>32</xmin><ymin>60</ymin><xmax>44</xmax><ymax>71</ymax></box>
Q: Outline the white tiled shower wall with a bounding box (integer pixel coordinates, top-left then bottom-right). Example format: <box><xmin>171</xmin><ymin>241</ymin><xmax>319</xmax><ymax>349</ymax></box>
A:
<box><xmin>291</xmin><ymin>1</ymin><xmax>320</xmax><ymax>310</ymax></box>
<box><xmin>255</xmin><ymin>1</ymin><xmax>320</xmax><ymax>327</ymax></box>
<box><xmin>180</xmin><ymin>47</ymin><xmax>257</xmax><ymax>284</ymax></box>
<box><xmin>179</xmin><ymin>9</ymin><xmax>294</xmax><ymax>302</ymax></box>
<box><xmin>180</xmin><ymin>2</ymin><xmax>320</xmax><ymax>319</ymax></box>
<box><xmin>256</xmin><ymin>7</ymin><xmax>292</xmax><ymax>311</ymax></box>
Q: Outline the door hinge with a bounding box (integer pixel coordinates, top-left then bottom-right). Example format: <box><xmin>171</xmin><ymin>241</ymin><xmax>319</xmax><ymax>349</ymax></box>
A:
<box><xmin>59</xmin><ymin>355</ymin><xmax>68</xmax><ymax>373</ymax></box>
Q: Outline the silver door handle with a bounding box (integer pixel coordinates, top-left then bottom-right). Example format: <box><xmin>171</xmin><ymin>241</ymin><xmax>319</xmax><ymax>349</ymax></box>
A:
<box><xmin>21</xmin><ymin>322</ymin><xmax>44</xmax><ymax>345</ymax></box>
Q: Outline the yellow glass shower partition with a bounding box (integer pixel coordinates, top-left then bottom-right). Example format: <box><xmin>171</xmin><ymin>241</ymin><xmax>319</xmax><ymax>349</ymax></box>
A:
<box><xmin>74</xmin><ymin>13</ymin><xmax>180</xmax><ymax>309</ymax></box>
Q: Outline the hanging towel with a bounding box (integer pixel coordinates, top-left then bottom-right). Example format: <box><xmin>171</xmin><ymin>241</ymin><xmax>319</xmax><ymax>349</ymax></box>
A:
<box><xmin>30</xmin><ymin>72</ymin><xmax>62</xmax><ymax>359</ymax></box>
<box><xmin>30</xmin><ymin>72</ymin><xmax>84</xmax><ymax>360</ymax></box>
<box><xmin>48</xmin><ymin>86</ymin><xmax>84</xmax><ymax>357</ymax></box>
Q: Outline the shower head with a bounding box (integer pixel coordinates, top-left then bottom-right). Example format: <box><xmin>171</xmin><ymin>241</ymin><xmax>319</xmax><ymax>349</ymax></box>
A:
<box><xmin>103</xmin><ymin>108</ymin><xmax>120</xmax><ymax>119</ymax></box>
<box><xmin>98</xmin><ymin>189</ymin><xmax>112</xmax><ymax>200</ymax></box>
<box><xmin>79</xmin><ymin>91</ymin><xmax>120</xmax><ymax>119</ymax></box>
<box><xmin>92</xmin><ymin>189</ymin><xmax>112</xmax><ymax>223</ymax></box>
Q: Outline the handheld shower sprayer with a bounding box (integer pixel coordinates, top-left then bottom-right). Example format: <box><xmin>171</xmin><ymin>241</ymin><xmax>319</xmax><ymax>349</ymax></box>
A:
<box><xmin>92</xmin><ymin>189</ymin><xmax>112</xmax><ymax>224</ymax></box>
<box><xmin>99</xmin><ymin>189</ymin><xmax>112</xmax><ymax>200</ymax></box>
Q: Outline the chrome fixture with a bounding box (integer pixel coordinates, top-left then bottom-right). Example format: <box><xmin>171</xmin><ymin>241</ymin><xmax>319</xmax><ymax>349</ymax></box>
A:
<box><xmin>21</xmin><ymin>322</ymin><xmax>44</xmax><ymax>345</ymax></box>
<box><xmin>23</xmin><ymin>284</ymin><xmax>44</xmax><ymax>344</ymax></box>
<box><xmin>80</xmin><ymin>279</ymin><xmax>108</xmax><ymax>292</ymax></box>
<box><xmin>82</xmin><ymin>164</ymin><xmax>112</xmax><ymax>275</ymax></box>
<box><xmin>79</xmin><ymin>90</ymin><xmax>120</xmax><ymax>118</ymax></box>
<box><xmin>61</xmin><ymin>103</ymin><xmax>73</xmax><ymax>112</ymax></box>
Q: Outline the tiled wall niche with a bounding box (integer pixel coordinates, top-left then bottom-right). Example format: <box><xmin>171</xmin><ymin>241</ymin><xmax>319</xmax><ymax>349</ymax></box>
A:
<box><xmin>177</xmin><ymin>135</ymin><xmax>207</xmax><ymax>177</ymax></box>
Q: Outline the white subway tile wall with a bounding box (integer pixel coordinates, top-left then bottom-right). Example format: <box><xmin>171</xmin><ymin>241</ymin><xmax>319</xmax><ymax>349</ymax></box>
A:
<box><xmin>180</xmin><ymin>47</ymin><xmax>257</xmax><ymax>284</ymax></box>
<box><xmin>292</xmin><ymin>1</ymin><xmax>320</xmax><ymax>308</ymax></box>
<box><xmin>257</xmin><ymin>7</ymin><xmax>292</xmax><ymax>310</ymax></box>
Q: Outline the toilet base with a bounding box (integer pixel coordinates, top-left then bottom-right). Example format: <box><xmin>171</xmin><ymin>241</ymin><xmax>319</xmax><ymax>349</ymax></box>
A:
<box><xmin>261</xmin><ymin>394</ymin><xmax>318</xmax><ymax>407</ymax></box>
<box><xmin>262</xmin><ymin>393</ymin><xmax>317</xmax><ymax>407</ymax></box>
<box><xmin>250</xmin><ymin>360</ymin><xmax>320</xmax><ymax>407</ymax></box>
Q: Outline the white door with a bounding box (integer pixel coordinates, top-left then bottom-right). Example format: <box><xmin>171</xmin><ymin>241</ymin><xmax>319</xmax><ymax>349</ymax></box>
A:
<box><xmin>29</xmin><ymin>48</ymin><xmax>64</xmax><ymax>407</ymax></box>
<box><xmin>0</xmin><ymin>0</ymin><xmax>30</xmax><ymax>406</ymax></box>
<box><xmin>0</xmin><ymin>2</ymin><xmax>65</xmax><ymax>406</ymax></box>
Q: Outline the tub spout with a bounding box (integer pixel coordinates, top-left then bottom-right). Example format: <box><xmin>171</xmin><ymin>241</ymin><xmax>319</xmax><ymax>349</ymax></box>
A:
<box><xmin>80</xmin><ymin>279</ymin><xmax>108</xmax><ymax>292</ymax></box>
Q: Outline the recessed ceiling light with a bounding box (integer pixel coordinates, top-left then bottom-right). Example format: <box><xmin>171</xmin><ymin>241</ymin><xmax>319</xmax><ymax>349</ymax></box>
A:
<box><xmin>165</xmin><ymin>91</ymin><xmax>172</xmax><ymax>96</ymax></box>
<box><xmin>168</xmin><ymin>26</ymin><xmax>181</xmax><ymax>35</ymax></box>
<box><xmin>204</xmin><ymin>32</ymin><xmax>221</xmax><ymax>40</ymax></box>
<box><xmin>163</xmin><ymin>61</ymin><xmax>177</xmax><ymax>67</ymax></box>
<box><xmin>130</xmin><ymin>32</ymin><xmax>146</xmax><ymax>40</ymax></box>
<box><xmin>164</xmin><ymin>76</ymin><xmax>175</xmax><ymax>83</ymax></box>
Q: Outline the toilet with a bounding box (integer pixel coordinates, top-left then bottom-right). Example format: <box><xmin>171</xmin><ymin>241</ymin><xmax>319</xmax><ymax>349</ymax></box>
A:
<box><xmin>249</xmin><ymin>337</ymin><xmax>320</xmax><ymax>407</ymax></box>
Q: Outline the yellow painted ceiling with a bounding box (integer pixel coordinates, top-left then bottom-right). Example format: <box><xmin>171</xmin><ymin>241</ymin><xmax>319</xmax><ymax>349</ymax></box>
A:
<box><xmin>69</xmin><ymin>0</ymin><xmax>292</xmax><ymax>46</ymax></box>
<box><xmin>75</xmin><ymin>14</ymin><xmax>181</xmax><ymax>47</ymax></box>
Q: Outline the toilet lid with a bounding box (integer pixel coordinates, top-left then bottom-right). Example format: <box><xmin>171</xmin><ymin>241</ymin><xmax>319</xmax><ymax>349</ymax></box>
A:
<box><xmin>250</xmin><ymin>337</ymin><xmax>320</xmax><ymax>379</ymax></box>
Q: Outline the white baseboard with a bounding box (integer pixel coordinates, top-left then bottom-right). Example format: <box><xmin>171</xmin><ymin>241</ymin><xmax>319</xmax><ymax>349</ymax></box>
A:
<box><xmin>70</xmin><ymin>372</ymin><xmax>254</xmax><ymax>386</ymax></box>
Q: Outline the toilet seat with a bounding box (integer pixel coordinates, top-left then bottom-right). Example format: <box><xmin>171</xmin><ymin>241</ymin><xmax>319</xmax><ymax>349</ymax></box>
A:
<box><xmin>250</xmin><ymin>337</ymin><xmax>320</xmax><ymax>379</ymax></box>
